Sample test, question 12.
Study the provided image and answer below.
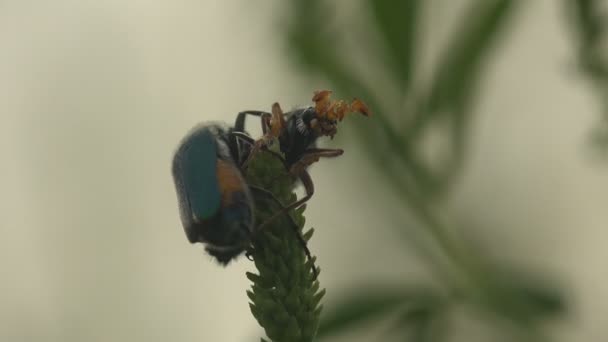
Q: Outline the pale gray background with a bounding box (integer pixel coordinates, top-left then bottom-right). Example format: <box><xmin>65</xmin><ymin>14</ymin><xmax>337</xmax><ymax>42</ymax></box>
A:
<box><xmin>1</xmin><ymin>1</ymin><xmax>606</xmax><ymax>341</ymax></box>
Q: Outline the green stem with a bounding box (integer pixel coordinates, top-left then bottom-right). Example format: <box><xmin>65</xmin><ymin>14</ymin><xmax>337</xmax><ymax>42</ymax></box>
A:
<box><xmin>245</xmin><ymin>150</ymin><xmax>325</xmax><ymax>342</ymax></box>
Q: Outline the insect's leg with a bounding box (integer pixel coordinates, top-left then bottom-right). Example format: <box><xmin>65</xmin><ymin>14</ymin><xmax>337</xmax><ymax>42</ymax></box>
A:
<box><xmin>248</xmin><ymin>148</ymin><xmax>338</xmax><ymax>222</ymax></box>
<box><xmin>304</xmin><ymin>148</ymin><xmax>345</xmax><ymax>155</ymax></box>
<box><xmin>234</xmin><ymin>110</ymin><xmax>271</xmax><ymax>133</ymax></box>
<box><xmin>235</xmin><ymin>103</ymin><xmax>290</xmax><ymax>134</ymax></box>
<box><xmin>230</xmin><ymin>131</ymin><xmax>255</xmax><ymax>144</ymax></box>
<box><xmin>257</xmin><ymin>170</ymin><xmax>315</xmax><ymax>230</ymax></box>
<box><xmin>249</xmin><ymin>185</ymin><xmax>318</xmax><ymax>280</ymax></box>
<box><xmin>288</xmin><ymin>148</ymin><xmax>344</xmax><ymax>175</ymax></box>
<box><xmin>229</xmin><ymin>132</ymin><xmax>286</xmax><ymax>169</ymax></box>
<box><xmin>242</xmin><ymin>103</ymin><xmax>286</xmax><ymax>169</ymax></box>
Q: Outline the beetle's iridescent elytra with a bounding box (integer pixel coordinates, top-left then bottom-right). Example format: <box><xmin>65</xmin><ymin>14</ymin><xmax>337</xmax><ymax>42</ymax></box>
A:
<box><xmin>172</xmin><ymin>124</ymin><xmax>254</xmax><ymax>263</ymax></box>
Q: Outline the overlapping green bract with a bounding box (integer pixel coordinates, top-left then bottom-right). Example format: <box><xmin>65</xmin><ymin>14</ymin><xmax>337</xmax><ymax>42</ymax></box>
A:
<box><xmin>245</xmin><ymin>150</ymin><xmax>325</xmax><ymax>342</ymax></box>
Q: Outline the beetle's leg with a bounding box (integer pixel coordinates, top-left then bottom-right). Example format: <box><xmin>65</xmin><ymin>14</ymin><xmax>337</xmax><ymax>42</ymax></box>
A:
<box><xmin>302</xmin><ymin>148</ymin><xmax>345</xmax><ymax>157</ymax></box>
<box><xmin>268</xmin><ymin>102</ymin><xmax>287</xmax><ymax>137</ymax></box>
<box><xmin>242</xmin><ymin>103</ymin><xmax>287</xmax><ymax>169</ymax></box>
<box><xmin>288</xmin><ymin>148</ymin><xmax>344</xmax><ymax>175</ymax></box>
<box><xmin>257</xmin><ymin>148</ymin><xmax>343</xmax><ymax>225</ymax></box>
<box><xmin>228</xmin><ymin>131</ymin><xmax>254</xmax><ymax>165</ymax></box>
<box><xmin>234</xmin><ymin>110</ymin><xmax>271</xmax><ymax>133</ymax></box>
<box><xmin>234</xmin><ymin>108</ymin><xmax>291</xmax><ymax>134</ymax></box>
<box><xmin>249</xmin><ymin>185</ymin><xmax>318</xmax><ymax>280</ymax></box>
<box><xmin>247</xmin><ymin>148</ymin><xmax>339</xmax><ymax>225</ymax></box>
<box><xmin>229</xmin><ymin>132</ymin><xmax>287</xmax><ymax>170</ymax></box>
<box><xmin>258</xmin><ymin>169</ymin><xmax>315</xmax><ymax>230</ymax></box>
<box><xmin>230</xmin><ymin>131</ymin><xmax>255</xmax><ymax>145</ymax></box>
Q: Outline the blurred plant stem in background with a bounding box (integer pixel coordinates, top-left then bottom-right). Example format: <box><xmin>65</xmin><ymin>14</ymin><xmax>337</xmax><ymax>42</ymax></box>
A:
<box><xmin>566</xmin><ymin>0</ymin><xmax>608</xmax><ymax>154</ymax></box>
<box><xmin>280</xmin><ymin>0</ymin><xmax>568</xmax><ymax>340</ymax></box>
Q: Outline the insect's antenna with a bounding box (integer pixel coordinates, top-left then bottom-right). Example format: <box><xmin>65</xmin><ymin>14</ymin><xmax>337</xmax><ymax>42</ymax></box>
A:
<box><xmin>249</xmin><ymin>186</ymin><xmax>319</xmax><ymax>280</ymax></box>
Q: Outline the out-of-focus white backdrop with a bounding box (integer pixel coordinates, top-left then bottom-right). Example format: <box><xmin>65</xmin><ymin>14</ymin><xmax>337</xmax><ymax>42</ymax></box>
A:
<box><xmin>1</xmin><ymin>1</ymin><xmax>607</xmax><ymax>341</ymax></box>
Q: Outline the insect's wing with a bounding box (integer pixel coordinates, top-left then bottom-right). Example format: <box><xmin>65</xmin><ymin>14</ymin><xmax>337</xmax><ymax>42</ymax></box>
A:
<box><xmin>172</xmin><ymin>126</ymin><xmax>222</xmax><ymax>242</ymax></box>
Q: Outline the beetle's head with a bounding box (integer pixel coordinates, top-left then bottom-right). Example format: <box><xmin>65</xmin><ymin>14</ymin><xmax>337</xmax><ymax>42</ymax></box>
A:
<box><xmin>310</xmin><ymin>90</ymin><xmax>370</xmax><ymax>139</ymax></box>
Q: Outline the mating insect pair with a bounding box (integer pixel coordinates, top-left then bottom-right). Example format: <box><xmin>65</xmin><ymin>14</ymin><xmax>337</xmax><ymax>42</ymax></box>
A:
<box><xmin>172</xmin><ymin>91</ymin><xmax>370</xmax><ymax>275</ymax></box>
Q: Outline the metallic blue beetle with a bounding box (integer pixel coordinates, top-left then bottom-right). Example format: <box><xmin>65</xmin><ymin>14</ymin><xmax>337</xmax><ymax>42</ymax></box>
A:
<box><xmin>172</xmin><ymin>124</ymin><xmax>255</xmax><ymax>263</ymax></box>
<box><xmin>172</xmin><ymin>91</ymin><xmax>369</xmax><ymax>266</ymax></box>
<box><xmin>172</xmin><ymin>121</ymin><xmax>310</xmax><ymax>266</ymax></box>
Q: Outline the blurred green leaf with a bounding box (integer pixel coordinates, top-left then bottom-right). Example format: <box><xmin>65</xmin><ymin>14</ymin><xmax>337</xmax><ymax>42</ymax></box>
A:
<box><xmin>285</xmin><ymin>0</ymin><xmax>443</xmax><ymax>197</ymax></box>
<box><xmin>280</xmin><ymin>1</ymin><xmax>568</xmax><ymax>339</ymax></box>
<box><xmin>389</xmin><ymin>0</ymin><xmax>521</xmax><ymax>197</ymax></box>
<box><xmin>285</xmin><ymin>0</ymin><xmax>353</xmax><ymax>90</ymax></box>
<box><xmin>425</xmin><ymin>106</ymin><xmax>473</xmax><ymax>196</ymax></box>
<box><xmin>566</xmin><ymin>0</ymin><xmax>608</xmax><ymax>152</ymax></box>
<box><xmin>570</xmin><ymin>0</ymin><xmax>608</xmax><ymax>79</ymax></box>
<box><xmin>570</xmin><ymin>0</ymin><xmax>606</xmax><ymax>45</ymax></box>
<box><xmin>316</xmin><ymin>286</ymin><xmax>440</xmax><ymax>339</ymax></box>
<box><xmin>477</xmin><ymin>268</ymin><xmax>566</xmax><ymax>325</ymax></box>
<box><xmin>384</xmin><ymin>299</ymin><xmax>447</xmax><ymax>342</ymax></box>
<box><xmin>428</xmin><ymin>0</ymin><xmax>519</xmax><ymax>110</ymax></box>
<box><xmin>368</xmin><ymin>0</ymin><xmax>421</xmax><ymax>89</ymax></box>
<box><xmin>510</xmin><ymin>282</ymin><xmax>565</xmax><ymax>318</ymax></box>
<box><xmin>406</xmin><ymin>0</ymin><xmax>520</xmax><ymax>140</ymax></box>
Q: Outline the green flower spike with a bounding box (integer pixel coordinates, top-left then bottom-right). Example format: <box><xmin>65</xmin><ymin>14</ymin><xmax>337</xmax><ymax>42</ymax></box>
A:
<box><xmin>245</xmin><ymin>149</ymin><xmax>325</xmax><ymax>342</ymax></box>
